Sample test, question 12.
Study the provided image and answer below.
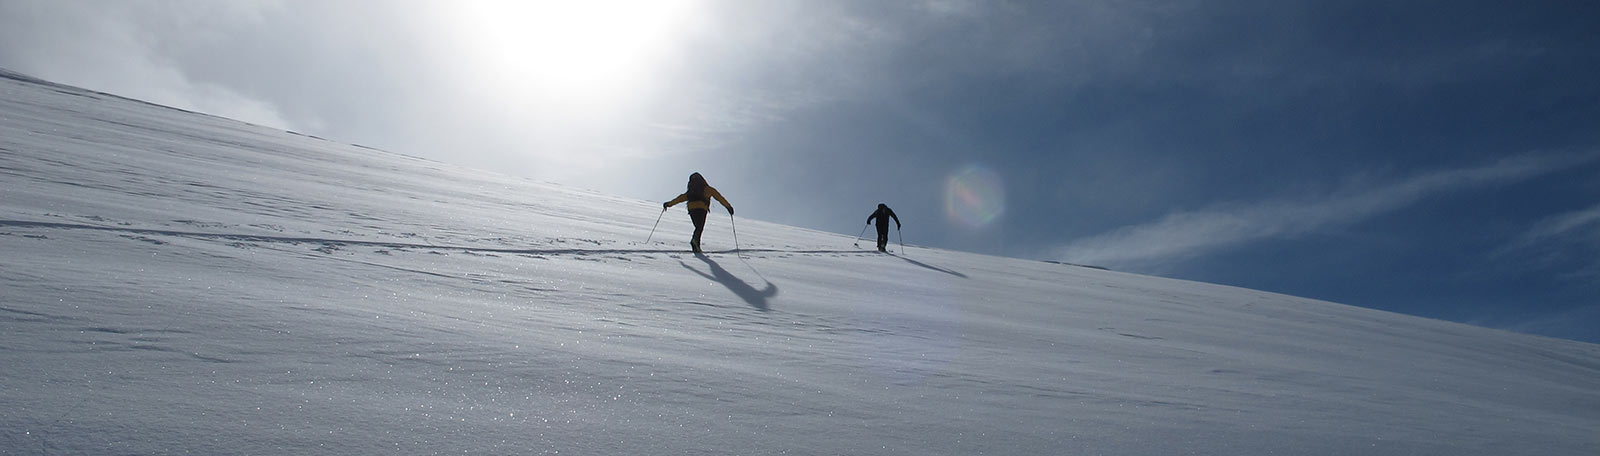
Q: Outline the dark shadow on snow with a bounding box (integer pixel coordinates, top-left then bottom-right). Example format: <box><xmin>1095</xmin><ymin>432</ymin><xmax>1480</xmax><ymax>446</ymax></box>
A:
<box><xmin>890</xmin><ymin>253</ymin><xmax>968</xmax><ymax>279</ymax></box>
<box><xmin>680</xmin><ymin>255</ymin><xmax>778</xmax><ymax>311</ymax></box>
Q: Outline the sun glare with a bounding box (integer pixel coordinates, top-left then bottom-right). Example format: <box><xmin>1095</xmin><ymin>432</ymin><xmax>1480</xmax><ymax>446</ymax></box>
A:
<box><xmin>447</xmin><ymin>0</ymin><xmax>700</xmax><ymax>107</ymax></box>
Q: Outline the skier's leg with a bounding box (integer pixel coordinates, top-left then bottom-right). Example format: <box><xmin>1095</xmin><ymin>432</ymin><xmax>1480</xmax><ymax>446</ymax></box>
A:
<box><xmin>876</xmin><ymin>227</ymin><xmax>889</xmax><ymax>252</ymax></box>
<box><xmin>689</xmin><ymin>209</ymin><xmax>708</xmax><ymax>253</ymax></box>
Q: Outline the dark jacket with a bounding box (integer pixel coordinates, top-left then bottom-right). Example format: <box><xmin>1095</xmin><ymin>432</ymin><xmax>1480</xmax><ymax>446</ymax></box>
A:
<box><xmin>867</xmin><ymin>206</ymin><xmax>900</xmax><ymax>231</ymax></box>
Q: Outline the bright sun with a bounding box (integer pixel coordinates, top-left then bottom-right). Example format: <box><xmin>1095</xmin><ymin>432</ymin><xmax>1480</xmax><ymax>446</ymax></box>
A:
<box><xmin>446</xmin><ymin>0</ymin><xmax>701</xmax><ymax>108</ymax></box>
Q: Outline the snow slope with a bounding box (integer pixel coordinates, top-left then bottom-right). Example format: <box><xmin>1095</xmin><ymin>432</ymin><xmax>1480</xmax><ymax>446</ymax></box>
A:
<box><xmin>2</xmin><ymin>69</ymin><xmax>1597</xmax><ymax>455</ymax></box>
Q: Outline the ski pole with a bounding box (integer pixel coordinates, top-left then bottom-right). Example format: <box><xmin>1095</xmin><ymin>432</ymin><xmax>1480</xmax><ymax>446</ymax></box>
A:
<box><xmin>645</xmin><ymin>208</ymin><xmax>666</xmax><ymax>243</ymax></box>
<box><xmin>729</xmin><ymin>212</ymin><xmax>741</xmax><ymax>254</ymax></box>
<box><xmin>853</xmin><ymin>223</ymin><xmax>869</xmax><ymax>248</ymax></box>
<box><xmin>897</xmin><ymin>226</ymin><xmax>904</xmax><ymax>255</ymax></box>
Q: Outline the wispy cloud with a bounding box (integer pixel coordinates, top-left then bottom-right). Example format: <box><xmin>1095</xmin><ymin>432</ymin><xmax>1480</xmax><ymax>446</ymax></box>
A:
<box><xmin>647</xmin><ymin>86</ymin><xmax>833</xmax><ymax>153</ymax></box>
<box><xmin>1498</xmin><ymin>201</ymin><xmax>1600</xmax><ymax>281</ymax></box>
<box><xmin>1512</xmin><ymin>203</ymin><xmax>1600</xmax><ymax>246</ymax></box>
<box><xmin>1054</xmin><ymin>152</ymin><xmax>1600</xmax><ymax>269</ymax></box>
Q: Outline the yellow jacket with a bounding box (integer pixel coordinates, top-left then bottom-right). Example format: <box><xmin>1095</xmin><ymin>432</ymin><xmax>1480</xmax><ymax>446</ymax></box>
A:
<box><xmin>666</xmin><ymin>186</ymin><xmax>733</xmax><ymax>212</ymax></box>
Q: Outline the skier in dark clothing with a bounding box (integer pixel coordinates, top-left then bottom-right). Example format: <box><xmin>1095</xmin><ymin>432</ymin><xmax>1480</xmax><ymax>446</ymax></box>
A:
<box><xmin>664</xmin><ymin>172</ymin><xmax>733</xmax><ymax>254</ymax></box>
<box><xmin>865</xmin><ymin>203</ymin><xmax>900</xmax><ymax>252</ymax></box>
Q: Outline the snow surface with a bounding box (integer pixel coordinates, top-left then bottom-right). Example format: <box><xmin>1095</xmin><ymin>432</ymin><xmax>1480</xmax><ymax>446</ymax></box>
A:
<box><xmin>2</xmin><ymin>69</ymin><xmax>1598</xmax><ymax>455</ymax></box>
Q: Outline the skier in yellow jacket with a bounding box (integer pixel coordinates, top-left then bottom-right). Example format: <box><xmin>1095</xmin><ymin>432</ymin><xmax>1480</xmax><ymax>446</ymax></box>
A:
<box><xmin>663</xmin><ymin>172</ymin><xmax>733</xmax><ymax>254</ymax></box>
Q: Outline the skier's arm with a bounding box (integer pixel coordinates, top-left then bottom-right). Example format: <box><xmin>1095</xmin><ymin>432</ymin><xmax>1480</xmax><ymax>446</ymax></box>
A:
<box><xmin>708</xmin><ymin>187</ymin><xmax>734</xmax><ymax>214</ymax></box>
<box><xmin>866</xmin><ymin>211</ymin><xmax>877</xmax><ymax>225</ymax></box>
<box><xmin>664</xmin><ymin>193</ymin><xmax>688</xmax><ymax>209</ymax></box>
<box><xmin>889</xmin><ymin>210</ymin><xmax>900</xmax><ymax>229</ymax></box>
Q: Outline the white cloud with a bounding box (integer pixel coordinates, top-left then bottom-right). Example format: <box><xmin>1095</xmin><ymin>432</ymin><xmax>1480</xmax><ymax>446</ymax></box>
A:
<box><xmin>1513</xmin><ymin>203</ymin><xmax>1600</xmax><ymax>247</ymax></box>
<box><xmin>1054</xmin><ymin>152</ymin><xmax>1600</xmax><ymax>269</ymax></box>
<box><xmin>1497</xmin><ymin>201</ymin><xmax>1600</xmax><ymax>281</ymax></box>
<box><xmin>0</xmin><ymin>1</ymin><xmax>295</xmax><ymax>129</ymax></box>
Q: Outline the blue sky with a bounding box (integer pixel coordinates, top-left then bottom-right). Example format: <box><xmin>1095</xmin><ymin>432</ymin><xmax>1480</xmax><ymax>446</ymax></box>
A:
<box><xmin>2</xmin><ymin>0</ymin><xmax>1597</xmax><ymax>342</ymax></box>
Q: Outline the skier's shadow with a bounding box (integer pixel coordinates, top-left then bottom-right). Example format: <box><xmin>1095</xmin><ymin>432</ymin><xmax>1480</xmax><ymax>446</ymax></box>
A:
<box><xmin>892</xmin><ymin>254</ymin><xmax>967</xmax><ymax>279</ymax></box>
<box><xmin>681</xmin><ymin>255</ymin><xmax>778</xmax><ymax>311</ymax></box>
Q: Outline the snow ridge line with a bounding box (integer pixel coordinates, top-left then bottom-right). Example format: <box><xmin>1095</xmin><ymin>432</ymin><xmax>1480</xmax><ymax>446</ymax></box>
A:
<box><xmin>0</xmin><ymin>219</ymin><xmax>875</xmax><ymax>257</ymax></box>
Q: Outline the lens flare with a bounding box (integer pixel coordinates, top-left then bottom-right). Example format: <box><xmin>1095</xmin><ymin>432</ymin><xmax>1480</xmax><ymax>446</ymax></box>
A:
<box><xmin>944</xmin><ymin>165</ymin><xmax>1005</xmax><ymax>228</ymax></box>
